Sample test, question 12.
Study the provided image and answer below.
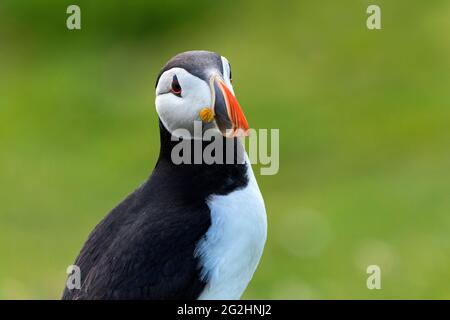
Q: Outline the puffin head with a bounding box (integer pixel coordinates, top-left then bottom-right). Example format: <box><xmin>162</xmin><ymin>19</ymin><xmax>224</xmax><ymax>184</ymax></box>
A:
<box><xmin>155</xmin><ymin>50</ymin><xmax>249</xmax><ymax>139</ymax></box>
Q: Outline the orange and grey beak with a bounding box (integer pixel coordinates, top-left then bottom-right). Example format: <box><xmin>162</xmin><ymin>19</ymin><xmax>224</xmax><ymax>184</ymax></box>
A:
<box><xmin>210</xmin><ymin>75</ymin><xmax>249</xmax><ymax>137</ymax></box>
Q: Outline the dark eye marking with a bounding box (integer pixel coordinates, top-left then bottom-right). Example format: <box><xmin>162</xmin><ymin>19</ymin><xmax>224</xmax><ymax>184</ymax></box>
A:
<box><xmin>229</xmin><ymin>63</ymin><xmax>233</xmax><ymax>83</ymax></box>
<box><xmin>171</xmin><ymin>75</ymin><xmax>182</xmax><ymax>97</ymax></box>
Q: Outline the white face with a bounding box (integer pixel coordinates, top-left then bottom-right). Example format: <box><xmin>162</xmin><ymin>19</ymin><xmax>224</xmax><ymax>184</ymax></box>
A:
<box><xmin>155</xmin><ymin>57</ymin><xmax>234</xmax><ymax>139</ymax></box>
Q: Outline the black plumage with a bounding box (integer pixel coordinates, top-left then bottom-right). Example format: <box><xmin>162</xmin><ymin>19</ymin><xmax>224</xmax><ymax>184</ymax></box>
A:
<box><xmin>155</xmin><ymin>51</ymin><xmax>223</xmax><ymax>87</ymax></box>
<box><xmin>62</xmin><ymin>122</ymin><xmax>248</xmax><ymax>300</ymax></box>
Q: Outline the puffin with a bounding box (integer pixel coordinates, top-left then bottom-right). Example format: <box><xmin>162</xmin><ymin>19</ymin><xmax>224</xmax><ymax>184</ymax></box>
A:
<box><xmin>62</xmin><ymin>50</ymin><xmax>267</xmax><ymax>300</ymax></box>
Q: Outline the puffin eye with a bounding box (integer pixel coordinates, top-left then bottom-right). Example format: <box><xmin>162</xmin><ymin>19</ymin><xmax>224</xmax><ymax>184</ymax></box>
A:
<box><xmin>229</xmin><ymin>67</ymin><xmax>233</xmax><ymax>83</ymax></box>
<box><xmin>171</xmin><ymin>75</ymin><xmax>182</xmax><ymax>96</ymax></box>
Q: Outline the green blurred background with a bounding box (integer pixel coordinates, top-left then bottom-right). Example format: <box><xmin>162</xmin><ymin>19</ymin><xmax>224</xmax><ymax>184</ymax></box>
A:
<box><xmin>1</xmin><ymin>0</ymin><xmax>449</xmax><ymax>299</ymax></box>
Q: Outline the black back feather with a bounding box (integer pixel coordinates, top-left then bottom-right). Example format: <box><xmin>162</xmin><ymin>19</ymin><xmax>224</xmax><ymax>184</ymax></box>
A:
<box><xmin>62</xmin><ymin>122</ymin><xmax>248</xmax><ymax>300</ymax></box>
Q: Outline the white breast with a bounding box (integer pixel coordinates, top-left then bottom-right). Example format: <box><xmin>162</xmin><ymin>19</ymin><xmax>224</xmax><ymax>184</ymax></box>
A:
<box><xmin>195</xmin><ymin>157</ymin><xmax>267</xmax><ymax>300</ymax></box>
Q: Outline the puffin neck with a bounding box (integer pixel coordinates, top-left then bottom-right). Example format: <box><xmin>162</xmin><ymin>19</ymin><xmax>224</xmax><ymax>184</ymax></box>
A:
<box><xmin>157</xmin><ymin>120</ymin><xmax>246</xmax><ymax>165</ymax></box>
<box><xmin>155</xmin><ymin>120</ymin><xmax>249</xmax><ymax>197</ymax></box>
